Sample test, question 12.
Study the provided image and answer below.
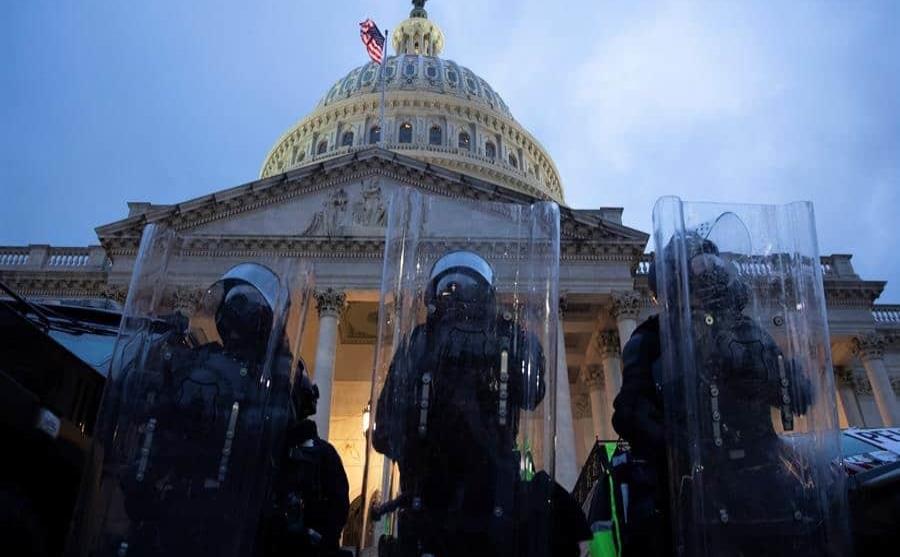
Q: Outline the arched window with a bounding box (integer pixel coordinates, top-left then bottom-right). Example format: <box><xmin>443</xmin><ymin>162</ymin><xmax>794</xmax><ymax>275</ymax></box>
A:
<box><xmin>485</xmin><ymin>141</ymin><xmax>496</xmax><ymax>159</ymax></box>
<box><xmin>458</xmin><ymin>132</ymin><xmax>471</xmax><ymax>151</ymax></box>
<box><xmin>508</xmin><ymin>154</ymin><xmax>518</xmax><ymax>168</ymax></box>
<box><xmin>429</xmin><ymin>126</ymin><xmax>442</xmax><ymax>146</ymax></box>
<box><xmin>317</xmin><ymin>140</ymin><xmax>328</xmax><ymax>155</ymax></box>
<box><xmin>369</xmin><ymin>126</ymin><xmax>381</xmax><ymax>144</ymax></box>
<box><xmin>341</xmin><ymin>131</ymin><xmax>354</xmax><ymax>147</ymax></box>
<box><xmin>399</xmin><ymin>122</ymin><xmax>413</xmax><ymax>144</ymax></box>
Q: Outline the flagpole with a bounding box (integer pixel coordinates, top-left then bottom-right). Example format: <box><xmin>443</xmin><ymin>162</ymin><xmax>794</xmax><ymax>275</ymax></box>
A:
<box><xmin>379</xmin><ymin>29</ymin><xmax>388</xmax><ymax>149</ymax></box>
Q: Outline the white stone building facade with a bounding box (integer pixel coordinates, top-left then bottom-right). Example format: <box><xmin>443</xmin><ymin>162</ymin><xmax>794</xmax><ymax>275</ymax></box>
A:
<box><xmin>2</xmin><ymin>4</ymin><xmax>898</xmax><ymax>499</ymax></box>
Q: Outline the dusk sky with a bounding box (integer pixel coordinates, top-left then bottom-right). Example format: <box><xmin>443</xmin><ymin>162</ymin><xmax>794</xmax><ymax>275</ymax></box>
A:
<box><xmin>3</xmin><ymin>1</ymin><xmax>898</xmax><ymax>300</ymax></box>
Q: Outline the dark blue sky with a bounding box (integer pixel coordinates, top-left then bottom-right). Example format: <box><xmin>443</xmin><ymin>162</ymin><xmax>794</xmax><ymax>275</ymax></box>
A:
<box><xmin>2</xmin><ymin>1</ymin><xmax>899</xmax><ymax>301</ymax></box>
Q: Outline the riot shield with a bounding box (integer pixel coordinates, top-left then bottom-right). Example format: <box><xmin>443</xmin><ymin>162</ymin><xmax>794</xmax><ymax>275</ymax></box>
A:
<box><xmin>72</xmin><ymin>224</ymin><xmax>313</xmax><ymax>557</ymax></box>
<box><xmin>363</xmin><ymin>187</ymin><xmax>566</xmax><ymax>557</ymax></box>
<box><xmin>652</xmin><ymin>197</ymin><xmax>849</xmax><ymax>557</ymax></box>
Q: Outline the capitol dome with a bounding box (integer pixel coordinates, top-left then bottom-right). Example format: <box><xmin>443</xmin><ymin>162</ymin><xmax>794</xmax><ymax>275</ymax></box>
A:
<box><xmin>260</xmin><ymin>1</ymin><xmax>564</xmax><ymax>204</ymax></box>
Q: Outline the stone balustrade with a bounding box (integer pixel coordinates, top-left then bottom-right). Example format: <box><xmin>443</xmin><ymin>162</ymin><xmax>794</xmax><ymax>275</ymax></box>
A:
<box><xmin>0</xmin><ymin>247</ymin><xmax>29</xmax><ymax>266</ymax></box>
<box><xmin>635</xmin><ymin>253</ymin><xmax>842</xmax><ymax>278</ymax></box>
<box><xmin>873</xmin><ymin>305</ymin><xmax>900</xmax><ymax>325</ymax></box>
<box><xmin>0</xmin><ymin>245</ymin><xmax>109</xmax><ymax>271</ymax></box>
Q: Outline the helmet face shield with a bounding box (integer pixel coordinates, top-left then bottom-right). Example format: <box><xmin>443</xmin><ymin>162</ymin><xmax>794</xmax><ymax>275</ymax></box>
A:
<box><xmin>435</xmin><ymin>271</ymin><xmax>487</xmax><ymax>305</ymax></box>
<box><xmin>216</xmin><ymin>283</ymin><xmax>274</xmax><ymax>345</ymax></box>
<box><xmin>426</xmin><ymin>251</ymin><xmax>496</xmax><ymax>322</ymax></box>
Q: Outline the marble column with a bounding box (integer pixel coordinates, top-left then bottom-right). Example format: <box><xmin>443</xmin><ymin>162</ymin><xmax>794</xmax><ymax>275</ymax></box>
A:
<box><xmin>581</xmin><ymin>364</ymin><xmax>607</xmax><ymax>440</ymax></box>
<box><xmin>555</xmin><ymin>299</ymin><xmax>578</xmax><ymax>491</ymax></box>
<box><xmin>611</xmin><ymin>290</ymin><xmax>642</xmax><ymax>351</ymax></box>
<box><xmin>853</xmin><ymin>333</ymin><xmax>900</xmax><ymax>426</ymax></box>
<box><xmin>834</xmin><ymin>367</ymin><xmax>863</xmax><ymax>428</ymax></box>
<box><xmin>313</xmin><ymin>288</ymin><xmax>347</xmax><ymax>440</ymax></box>
<box><xmin>597</xmin><ymin>330</ymin><xmax>623</xmax><ymax>435</ymax></box>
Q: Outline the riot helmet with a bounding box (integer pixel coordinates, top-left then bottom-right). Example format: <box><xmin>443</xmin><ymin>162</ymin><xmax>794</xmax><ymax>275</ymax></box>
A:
<box><xmin>424</xmin><ymin>250</ymin><xmax>496</xmax><ymax>322</ymax></box>
<box><xmin>208</xmin><ymin>263</ymin><xmax>280</xmax><ymax>357</ymax></box>
<box><xmin>291</xmin><ymin>358</ymin><xmax>319</xmax><ymax>420</ymax></box>
<box><xmin>654</xmin><ymin>231</ymin><xmax>748</xmax><ymax>312</ymax></box>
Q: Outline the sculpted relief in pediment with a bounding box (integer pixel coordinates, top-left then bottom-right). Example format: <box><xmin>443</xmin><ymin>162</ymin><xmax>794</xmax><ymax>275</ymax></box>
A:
<box><xmin>184</xmin><ymin>178</ymin><xmax>391</xmax><ymax>238</ymax></box>
<box><xmin>303</xmin><ymin>179</ymin><xmax>387</xmax><ymax>237</ymax></box>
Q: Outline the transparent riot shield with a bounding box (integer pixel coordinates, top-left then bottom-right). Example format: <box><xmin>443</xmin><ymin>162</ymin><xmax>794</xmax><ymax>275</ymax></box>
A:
<box><xmin>652</xmin><ymin>197</ymin><xmax>849</xmax><ymax>557</ymax></box>
<box><xmin>72</xmin><ymin>224</ymin><xmax>313</xmax><ymax>557</ymax></box>
<box><xmin>362</xmin><ymin>187</ymin><xmax>566</xmax><ymax>557</ymax></box>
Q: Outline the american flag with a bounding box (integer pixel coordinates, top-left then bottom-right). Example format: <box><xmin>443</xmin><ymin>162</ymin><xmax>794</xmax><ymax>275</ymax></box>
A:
<box><xmin>359</xmin><ymin>18</ymin><xmax>386</xmax><ymax>64</ymax></box>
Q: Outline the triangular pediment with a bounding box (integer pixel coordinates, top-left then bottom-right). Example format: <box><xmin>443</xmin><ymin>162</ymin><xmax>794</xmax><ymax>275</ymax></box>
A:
<box><xmin>95</xmin><ymin>148</ymin><xmax>649</xmax><ymax>258</ymax></box>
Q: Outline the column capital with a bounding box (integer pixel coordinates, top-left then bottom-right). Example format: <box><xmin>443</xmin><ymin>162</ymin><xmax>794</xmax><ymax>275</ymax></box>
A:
<box><xmin>101</xmin><ymin>283</ymin><xmax>128</xmax><ymax>305</ymax></box>
<box><xmin>581</xmin><ymin>364</ymin><xmax>605</xmax><ymax>389</ymax></box>
<box><xmin>853</xmin><ymin>332</ymin><xmax>887</xmax><ymax>361</ymax></box>
<box><xmin>171</xmin><ymin>285</ymin><xmax>204</xmax><ymax>315</ymax></box>
<box><xmin>315</xmin><ymin>288</ymin><xmax>347</xmax><ymax>318</ymax></box>
<box><xmin>596</xmin><ymin>330</ymin><xmax>621</xmax><ymax>357</ymax></box>
<box><xmin>573</xmin><ymin>392</ymin><xmax>592</xmax><ymax>419</ymax></box>
<box><xmin>610</xmin><ymin>290</ymin><xmax>642</xmax><ymax>321</ymax></box>
<box><xmin>834</xmin><ymin>366</ymin><xmax>855</xmax><ymax>387</ymax></box>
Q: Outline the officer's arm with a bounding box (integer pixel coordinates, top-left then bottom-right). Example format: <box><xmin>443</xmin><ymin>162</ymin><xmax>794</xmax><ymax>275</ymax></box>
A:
<box><xmin>612</xmin><ymin>330</ymin><xmax>664</xmax><ymax>449</ymax></box>
<box><xmin>516</xmin><ymin>330</ymin><xmax>546</xmax><ymax>410</ymax></box>
<box><xmin>372</xmin><ymin>331</ymin><xmax>418</xmax><ymax>459</ymax></box>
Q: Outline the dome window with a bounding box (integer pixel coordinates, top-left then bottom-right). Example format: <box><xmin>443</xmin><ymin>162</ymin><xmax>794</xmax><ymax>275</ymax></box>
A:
<box><xmin>369</xmin><ymin>126</ymin><xmax>381</xmax><ymax>145</ymax></box>
<box><xmin>429</xmin><ymin>126</ymin><xmax>442</xmax><ymax>146</ymax></box>
<box><xmin>341</xmin><ymin>131</ymin><xmax>354</xmax><ymax>147</ymax></box>
<box><xmin>399</xmin><ymin>122</ymin><xmax>413</xmax><ymax>144</ymax></box>
<box><xmin>485</xmin><ymin>141</ymin><xmax>496</xmax><ymax>159</ymax></box>
<box><xmin>509</xmin><ymin>154</ymin><xmax>518</xmax><ymax>169</ymax></box>
<box><xmin>317</xmin><ymin>140</ymin><xmax>328</xmax><ymax>155</ymax></box>
<box><xmin>458</xmin><ymin>132</ymin><xmax>471</xmax><ymax>151</ymax></box>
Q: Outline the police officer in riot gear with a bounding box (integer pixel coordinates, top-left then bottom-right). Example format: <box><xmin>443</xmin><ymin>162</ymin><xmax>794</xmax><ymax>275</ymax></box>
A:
<box><xmin>118</xmin><ymin>263</ymin><xmax>293</xmax><ymax>557</ymax></box>
<box><xmin>673</xmin><ymin>234</ymin><xmax>815</xmax><ymax>557</ymax></box>
<box><xmin>611</xmin><ymin>259</ymin><xmax>671</xmax><ymax>557</ymax></box>
<box><xmin>261</xmin><ymin>360</ymin><xmax>350</xmax><ymax>557</ymax></box>
<box><xmin>615</xmin><ymin>232</ymin><xmax>815</xmax><ymax>557</ymax></box>
<box><xmin>373</xmin><ymin>251</ymin><xmax>588</xmax><ymax>557</ymax></box>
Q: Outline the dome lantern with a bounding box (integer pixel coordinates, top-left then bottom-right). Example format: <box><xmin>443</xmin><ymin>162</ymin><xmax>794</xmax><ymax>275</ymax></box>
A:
<box><xmin>393</xmin><ymin>0</ymin><xmax>445</xmax><ymax>57</ymax></box>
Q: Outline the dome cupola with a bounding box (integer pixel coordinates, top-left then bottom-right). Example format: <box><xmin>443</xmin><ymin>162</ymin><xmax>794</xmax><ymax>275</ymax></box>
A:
<box><xmin>392</xmin><ymin>0</ymin><xmax>445</xmax><ymax>57</ymax></box>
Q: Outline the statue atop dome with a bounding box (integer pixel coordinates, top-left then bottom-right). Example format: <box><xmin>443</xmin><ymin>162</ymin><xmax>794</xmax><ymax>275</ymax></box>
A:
<box><xmin>411</xmin><ymin>0</ymin><xmax>428</xmax><ymax>18</ymax></box>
